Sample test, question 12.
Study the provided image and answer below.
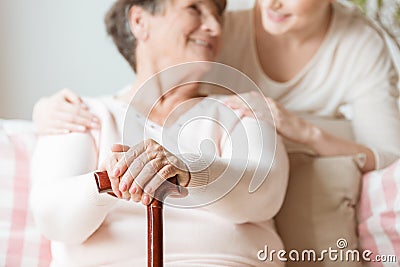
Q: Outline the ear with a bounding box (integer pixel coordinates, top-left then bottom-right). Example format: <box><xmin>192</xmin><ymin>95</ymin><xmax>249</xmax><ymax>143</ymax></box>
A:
<box><xmin>128</xmin><ymin>6</ymin><xmax>150</xmax><ymax>41</ymax></box>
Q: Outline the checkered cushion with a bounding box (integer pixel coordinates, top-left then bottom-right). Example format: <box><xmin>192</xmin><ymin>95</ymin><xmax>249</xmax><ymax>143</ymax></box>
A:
<box><xmin>0</xmin><ymin>120</ymin><xmax>51</xmax><ymax>267</ymax></box>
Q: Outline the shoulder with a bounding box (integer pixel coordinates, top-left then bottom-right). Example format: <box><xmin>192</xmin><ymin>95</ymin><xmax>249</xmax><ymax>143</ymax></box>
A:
<box><xmin>328</xmin><ymin>3</ymin><xmax>394</xmax><ymax>80</ymax></box>
<box><xmin>333</xmin><ymin>3</ymin><xmax>387</xmax><ymax>53</ymax></box>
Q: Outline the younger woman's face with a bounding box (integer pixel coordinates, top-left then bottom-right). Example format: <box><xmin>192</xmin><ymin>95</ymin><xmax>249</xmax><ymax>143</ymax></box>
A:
<box><xmin>257</xmin><ymin>0</ymin><xmax>333</xmax><ymax>36</ymax></box>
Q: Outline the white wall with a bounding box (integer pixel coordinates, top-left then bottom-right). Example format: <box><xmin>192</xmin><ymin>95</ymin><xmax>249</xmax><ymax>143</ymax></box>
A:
<box><xmin>0</xmin><ymin>0</ymin><xmax>133</xmax><ymax>119</ymax></box>
<box><xmin>227</xmin><ymin>0</ymin><xmax>255</xmax><ymax>10</ymax></box>
<box><xmin>0</xmin><ymin>0</ymin><xmax>255</xmax><ymax>120</ymax></box>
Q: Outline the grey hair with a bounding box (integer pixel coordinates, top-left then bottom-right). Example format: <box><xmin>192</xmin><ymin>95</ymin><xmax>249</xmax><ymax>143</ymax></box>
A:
<box><xmin>105</xmin><ymin>0</ymin><xmax>227</xmax><ymax>72</ymax></box>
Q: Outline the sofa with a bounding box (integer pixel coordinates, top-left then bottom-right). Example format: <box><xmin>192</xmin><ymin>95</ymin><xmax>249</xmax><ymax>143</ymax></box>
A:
<box><xmin>1</xmin><ymin>1</ymin><xmax>400</xmax><ymax>267</ymax></box>
<box><xmin>1</xmin><ymin>117</ymin><xmax>399</xmax><ymax>267</ymax></box>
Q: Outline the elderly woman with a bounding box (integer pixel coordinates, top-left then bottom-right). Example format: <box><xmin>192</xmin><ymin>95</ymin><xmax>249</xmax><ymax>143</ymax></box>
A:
<box><xmin>30</xmin><ymin>0</ymin><xmax>289</xmax><ymax>266</ymax></box>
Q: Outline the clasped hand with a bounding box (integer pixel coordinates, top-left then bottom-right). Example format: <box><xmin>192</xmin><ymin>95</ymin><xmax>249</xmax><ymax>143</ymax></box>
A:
<box><xmin>99</xmin><ymin>139</ymin><xmax>190</xmax><ymax>205</ymax></box>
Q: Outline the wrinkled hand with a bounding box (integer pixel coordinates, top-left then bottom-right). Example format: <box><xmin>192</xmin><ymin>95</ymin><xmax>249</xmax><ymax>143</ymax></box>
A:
<box><xmin>98</xmin><ymin>144</ymin><xmax>131</xmax><ymax>200</ymax></box>
<box><xmin>32</xmin><ymin>89</ymin><xmax>100</xmax><ymax>135</ymax></box>
<box><xmin>224</xmin><ymin>93</ymin><xmax>315</xmax><ymax>144</ymax></box>
<box><xmin>100</xmin><ymin>139</ymin><xmax>190</xmax><ymax>205</ymax></box>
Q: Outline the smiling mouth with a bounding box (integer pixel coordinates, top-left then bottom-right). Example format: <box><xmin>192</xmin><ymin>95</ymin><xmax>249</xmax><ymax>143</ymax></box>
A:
<box><xmin>267</xmin><ymin>10</ymin><xmax>291</xmax><ymax>22</ymax></box>
<box><xmin>189</xmin><ymin>38</ymin><xmax>214</xmax><ymax>51</ymax></box>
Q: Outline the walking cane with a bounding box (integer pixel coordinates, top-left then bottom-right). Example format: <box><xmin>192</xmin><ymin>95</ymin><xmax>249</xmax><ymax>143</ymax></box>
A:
<box><xmin>94</xmin><ymin>171</ymin><xmax>181</xmax><ymax>267</ymax></box>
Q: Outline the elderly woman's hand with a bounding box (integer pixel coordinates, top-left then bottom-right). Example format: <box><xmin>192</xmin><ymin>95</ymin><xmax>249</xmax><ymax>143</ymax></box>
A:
<box><xmin>104</xmin><ymin>139</ymin><xmax>190</xmax><ymax>205</ymax></box>
<box><xmin>32</xmin><ymin>89</ymin><xmax>100</xmax><ymax>135</ymax></box>
<box><xmin>224</xmin><ymin>93</ymin><xmax>317</xmax><ymax>145</ymax></box>
<box><xmin>98</xmin><ymin>144</ymin><xmax>132</xmax><ymax>200</ymax></box>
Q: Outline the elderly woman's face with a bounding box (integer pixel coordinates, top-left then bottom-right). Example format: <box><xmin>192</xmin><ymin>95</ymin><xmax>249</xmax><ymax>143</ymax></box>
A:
<box><xmin>146</xmin><ymin>0</ymin><xmax>223</xmax><ymax>67</ymax></box>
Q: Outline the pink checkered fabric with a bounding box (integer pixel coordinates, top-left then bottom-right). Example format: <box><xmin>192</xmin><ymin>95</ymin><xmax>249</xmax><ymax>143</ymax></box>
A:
<box><xmin>0</xmin><ymin>121</ymin><xmax>51</xmax><ymax>267</ymax></box>
<box><xmin>358</xmin><ymin>159</ymin><xmax>400</xmax><ymax>266</ymax></box>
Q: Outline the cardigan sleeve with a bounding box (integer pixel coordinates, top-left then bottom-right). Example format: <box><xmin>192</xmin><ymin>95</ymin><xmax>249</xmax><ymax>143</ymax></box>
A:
<box><xmin>175</xmin><ymin>117</ymin><xmax>289</xmax><ymax>224</ymax></box>
<box><xmin>345</xmin><ymin>25</ymin><xmax>400</xmax><ymax>169</ymax></box>
<box><xmin>30</xmin><ymin>133</ymin><xmax>118</xmax><ymax>245</ymax></box>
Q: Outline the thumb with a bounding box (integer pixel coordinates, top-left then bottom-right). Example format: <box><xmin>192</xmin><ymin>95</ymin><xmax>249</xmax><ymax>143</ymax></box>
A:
<box><xmin>111</xmin><ymin>144</ymin><xmax>130</xmax><ymax>153</ymax></box>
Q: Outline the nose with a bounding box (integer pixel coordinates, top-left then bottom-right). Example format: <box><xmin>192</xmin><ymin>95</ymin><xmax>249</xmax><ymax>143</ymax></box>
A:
<box><xmin>201</xmin><ymin>14</ymin><xmax>222</xmax><ymax>37</ymax></box>
<box><xmin>271</xmin><ymin>0</ymin><xmax>282</xmax><ymax>9</ymax></box>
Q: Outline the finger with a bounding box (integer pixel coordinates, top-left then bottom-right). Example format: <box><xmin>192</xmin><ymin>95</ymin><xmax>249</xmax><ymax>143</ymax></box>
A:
<box><xmin>58</xmin><ymin>110</ymin><xmax>100</xmax><ymax>130</ymax></box>
<box><xmin>223</xmin><ymin>95</ymin><xmax>240</xmax><ymax>103</ymax></box>
<box><xmin>52</xmin><ymin>119</ymin><xmax>87</xmax><ymax>132</ymax></box>
<box><xmin>60</xmin><ymin>89</ymin><xmax>84</xmax><ymax>106</ymax></box>
<box><xmin>59</xmin><ymin>103</ymin><xmax>99</xmax><ymax>124</ymax></box>
<box><xmin>224</xmin><ymin>101</ymin><xmax>244</xmax><ymax>109</ymax></box>
<box><xmin>98</xmin><ymin>151</ymin><xmax>123</xmax><ymax>171</ymax></box>
<box><xmin>109</xmin><ymin>174</ymin><xmax>121</xmax><ymax>199</ymax></box>
<box><xmin>141</xmin><ymin>193</ymin><xmax>152</xmax><ymax>206</ymax></box>
<box><xmin>121</xmin><ymin>190</ymin><xmax>131</xmax><ymax>201</ymax></box>
<box><xmin>238</xmin><ymin>108</ymin><xmax>255</xmax><ymax>118</ymax></box>
<box><xmin>112</xmin><ymin>142</ymin><xmax>147</xmax><ymax>178</ymax></box>
<box><xmin>142</xmin><ymin>164</ymin><xmax>178</xmax><ymax>206</ymax></box>
<box><xmin>107</xmin><ymin>154</ymin><xmax>122</xmax><ymax>198</ymax></box>
<box><xmin>142</xmin><ymin>163</ymin><xmax>188</xmax><ymax>205</ymax></box>
<box><xmin>111</xmin><ymin>144</ymin><xmax>130</xmax><ymax>153</ymax></box>
<box><xmin>118</xmin><ymin>151</ymin><xmax>154</xmax><ymax>192</ymax></box>
<box><xmin>132</xmin><ymin>158</ymin><xmax>165</xmax><ymax>194</ymax></box>
<box><xmin>41</xmin><ymin>128</ymin><xmax>71</xmax><ymax>135</ymax></box>
<box><xmin>130</xmin><ymin>183</ymin><xmax>143</xmax><ymax>203</ymax></box>
<box><xmin>142</xmin><ymin>166</ymin><xmax>175</xmax><ymax>205</ymax></box>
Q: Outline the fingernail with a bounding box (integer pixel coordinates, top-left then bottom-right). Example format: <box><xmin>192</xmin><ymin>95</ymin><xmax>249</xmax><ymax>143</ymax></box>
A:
<box><xmin>113</xmin><ymin>168</ymin><xmax>120</xmax><ymax>177</ymax></box>
<box><xmin>129</xmin><ymin>186</ymin><xmax>137</xmax><ymax>195</ymax></box>
<box><xmin>119</xmin><ymin>181</ymin><xmax>127</xmax><ymax>192</ymax></box>
<box><xmin>142</xmin><ymin>195</ymin><xmax>150</xmax><ymax>205</ymax></box>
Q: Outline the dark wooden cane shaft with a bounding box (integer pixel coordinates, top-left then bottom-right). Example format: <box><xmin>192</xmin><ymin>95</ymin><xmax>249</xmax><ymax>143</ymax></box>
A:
<box><xmin>147</xmin><ymin>201</ymin><xmax>163</xmax><ymax>267</ymax></box>
<box><xmin>94</xmin><ymin>171</ymin><xmax>178</xmax><ymax>267</ymax></box>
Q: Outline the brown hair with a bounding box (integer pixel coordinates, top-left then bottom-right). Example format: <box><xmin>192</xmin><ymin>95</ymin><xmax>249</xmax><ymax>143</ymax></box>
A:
<box><xmin>104</xmin><ymin>0</ymin><xmax>227</xmax><ymax>72</ymax></box>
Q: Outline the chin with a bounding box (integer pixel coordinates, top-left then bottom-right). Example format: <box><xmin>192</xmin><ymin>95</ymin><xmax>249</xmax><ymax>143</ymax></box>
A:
<box><xmin>262</xmin><ymin>22</ymin><xmax>290</xmax><ymax>35</ymax></box>
<box><xmin>190</xmin><ymin>54</ymin><xmax>216</xmax><ymax>63</ymax></box>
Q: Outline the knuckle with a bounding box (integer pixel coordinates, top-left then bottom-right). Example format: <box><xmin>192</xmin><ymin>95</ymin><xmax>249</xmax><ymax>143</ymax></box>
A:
<box><xmin>137</xmin><ymin>158</ymin><xmax>146</xmax><ymax>169</ymax></box>
<box><xmin>127</xmin><ymin>149</ymin><xmax>137</xmax><ymax>160</ymax></box>
<box><xmin>72</xmin><ymin>107</ymin><xmax>80</xmax><ymax>116</ymax></box>
<box><xmin>168</xmin><ymin>156</ymin><xmax>179</xmax><ymax>167</ymax></box>
<box><xmin>144</xmin><ymin>138</ymin><xmax>155</xmax><ymax>146</ymax></box>
<box><xmin>159</xmin><ymin>165</ymin><xmax>173</xmax><ymax>179</ymax></box>
<box><xmin>149</xmin><ymin>160</ymin><xmax>159</xmax><ymax>172</ymax></box>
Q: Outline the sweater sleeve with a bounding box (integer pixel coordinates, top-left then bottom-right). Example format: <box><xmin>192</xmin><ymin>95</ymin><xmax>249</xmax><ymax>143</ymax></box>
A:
<box><xmin>176</xmin><ymin>117</ymin><xmax>289</xmax><ymax>224</ymax></box>
<box><xmin>345</xmin><ymin>26</ymin><xmax>400</xmax><ymax>169</ymax></box>
<box><xmin>29</xmin><ymin>133</ymin><xmax>118</xmax><ymax>245</ymax></box>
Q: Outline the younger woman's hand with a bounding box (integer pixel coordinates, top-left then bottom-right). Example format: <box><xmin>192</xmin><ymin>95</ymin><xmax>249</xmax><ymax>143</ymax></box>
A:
<box><xmin>224</xmin><ymin>93</ymin><xmax>316</xmax><ymax>145</ymax></box>
<box><xmin>109</xmin><ymin>139</ymin><xmax>190</xmax><ymax>205</ymax></box>
<box><xmin>32</xmin><ymin>89</ymin><xmax>100</xmax><ymax>135</ymax></box>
